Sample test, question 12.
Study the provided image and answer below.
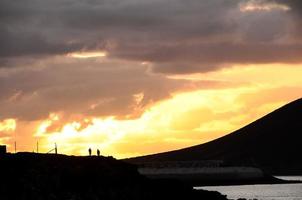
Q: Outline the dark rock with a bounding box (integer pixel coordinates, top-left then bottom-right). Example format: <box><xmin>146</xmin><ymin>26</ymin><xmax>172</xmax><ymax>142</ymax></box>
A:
<box><xmin>0</xmin><ymin>153</ymin><xmax>228</xmax><ymax>200</ymax></box>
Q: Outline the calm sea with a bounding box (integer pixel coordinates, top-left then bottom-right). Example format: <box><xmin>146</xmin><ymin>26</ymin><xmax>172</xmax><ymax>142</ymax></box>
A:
<box><xmin>195</xmin><ymin>176</ymin><xmax>302</xmax><ymax>200</ymax></box>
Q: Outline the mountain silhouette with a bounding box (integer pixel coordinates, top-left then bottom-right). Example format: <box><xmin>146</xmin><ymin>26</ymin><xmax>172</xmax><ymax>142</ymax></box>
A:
<box><xmin>126</xmin><ymin>98</ymin><xmax>302</xmax><ymax>174</ymax></box>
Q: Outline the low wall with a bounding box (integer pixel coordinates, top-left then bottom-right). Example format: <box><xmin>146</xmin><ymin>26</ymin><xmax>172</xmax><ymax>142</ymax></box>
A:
<box><xmin>138</xmin><ymin>167</ymin><xmax>265</xmax><ymax>183</ymax></box>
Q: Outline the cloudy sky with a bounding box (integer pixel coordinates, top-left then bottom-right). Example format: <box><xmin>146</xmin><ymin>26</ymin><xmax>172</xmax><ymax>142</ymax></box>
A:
<box><xmin>1</xmin><ymin>0</ymin><xmax>302</xmax><ymax>157</ymax></box>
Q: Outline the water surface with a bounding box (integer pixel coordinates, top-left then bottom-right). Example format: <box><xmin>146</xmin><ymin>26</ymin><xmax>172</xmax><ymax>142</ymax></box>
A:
<box><xmin>195</xmin><ymin>176</ymin><xmax>302</xmax><ymax>200</ymax></box>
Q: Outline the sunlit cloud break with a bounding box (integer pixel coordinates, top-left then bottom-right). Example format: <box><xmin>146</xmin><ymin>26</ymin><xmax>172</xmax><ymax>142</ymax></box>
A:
<box><xmin>67</xmin><ymin>51</ymin><xmax>107</xmax><ymax>58</ymax></box>
<box><xmin>239</xmin><ymin>0</ymin><xmax>290</xmax><ymax>12</ymax></box>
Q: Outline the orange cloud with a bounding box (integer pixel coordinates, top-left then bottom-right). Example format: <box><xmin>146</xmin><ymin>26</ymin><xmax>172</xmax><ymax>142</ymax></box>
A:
<box><xmin>0</xmin><ymin>119</ymin><xmax>16</xmax><ymax>132</ymax></box>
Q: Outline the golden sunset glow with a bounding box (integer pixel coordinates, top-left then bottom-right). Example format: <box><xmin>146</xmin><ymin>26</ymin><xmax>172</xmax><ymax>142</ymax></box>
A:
<box><xmin>0</xmin><ymin>119</ymin><xmax>16</xmax><ymax>145</ymax></box>
<box><xmin>0</xmin><ymin>119</ymin><xmax>16</xmax><ymax>132</ymax></box>
<box><xmin>1</xmin><ymin>64</ymin><xmax>300</xmax><ymax>158</ymax></box>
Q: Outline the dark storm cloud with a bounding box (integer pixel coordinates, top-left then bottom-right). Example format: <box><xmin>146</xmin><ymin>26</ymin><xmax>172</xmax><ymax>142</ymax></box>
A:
<box><xmin>0</xmin><ymin>29</ymin><xmax>83</xmax><ymax>58</ymax></box>
<box><xmin>262</xmin><ymin>0</ymin><xmax>302</xmax><ymax>41</ymax></box>
<box><xmin>274</xmin><ymin>0</ymin><xmax>302</xmax><ymax>13</ymax></box>
<box><xmin>113</xmin><ymin>42</ymin><xmax>302</xmax><ymax>74</ymax></box>
<box><xmin>1</xmin><ymin>0</ymin><xmax>302</xmax><ymax>73</ymax></box>
<box><xmin>0</xmin><ymin>1</ymin><xmax>231</xmax><ymax>59</ymax></box>
<box><xmin>1</xmin><ymin>0</ymin><xmax>302</xmax><ymax>121</ymax></box>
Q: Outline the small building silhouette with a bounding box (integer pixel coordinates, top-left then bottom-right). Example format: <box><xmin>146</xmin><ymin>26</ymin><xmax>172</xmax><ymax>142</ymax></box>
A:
<box><xmin>0</xmin><ymin>145</ymin><xmax>7</xmax><ymax>155</ymax></box>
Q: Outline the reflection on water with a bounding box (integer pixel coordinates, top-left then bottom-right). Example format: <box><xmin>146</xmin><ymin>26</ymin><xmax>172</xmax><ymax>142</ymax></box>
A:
<box><xmin>195</xmin><ymin>176</ymin><xmax>302</xmax><ymax>200</ymax></box>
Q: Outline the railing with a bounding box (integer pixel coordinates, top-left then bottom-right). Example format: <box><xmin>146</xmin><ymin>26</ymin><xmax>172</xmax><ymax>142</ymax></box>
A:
<box><xmin>46</xmin><ymin>143</ymin><xmax>57</xmax><ymax>154</ymax></box>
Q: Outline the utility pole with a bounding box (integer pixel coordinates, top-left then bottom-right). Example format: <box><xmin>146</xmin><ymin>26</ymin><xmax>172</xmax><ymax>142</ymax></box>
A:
<box><xmin>14</xmin><ymin>130</ymin><xmax>17</xmax><ymax>153</ymax></box>
<box><xmin>55</xmin><ymin>143</ymin><xmax>57</xmax><ymax>154</ymax></box>
<box><xmin>36</xmin><ymin>141</ymin><xmax>39</xmax><ymax>153</ymax></box>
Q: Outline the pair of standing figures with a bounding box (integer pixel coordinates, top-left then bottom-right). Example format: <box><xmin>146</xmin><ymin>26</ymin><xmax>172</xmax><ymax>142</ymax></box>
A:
<box><xmin>88</xmin><ymin>148</ymin><xmax>100</xmax><ymax>156</ymax></box>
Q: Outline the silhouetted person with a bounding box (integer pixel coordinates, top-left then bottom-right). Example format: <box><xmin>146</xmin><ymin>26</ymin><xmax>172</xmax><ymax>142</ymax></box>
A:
<box><xmin>88</xmin><ymin>148</ymin><xmax>92</xmax><ymax>156</ymax></box>
<box><xmin>97</xmin><ymin>149</ymin><xmax>100</xmax><ymax>156</ymax></box>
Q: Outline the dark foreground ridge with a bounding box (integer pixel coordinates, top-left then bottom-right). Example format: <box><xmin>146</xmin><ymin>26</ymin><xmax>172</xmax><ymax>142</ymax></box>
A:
<box><xmin>0</xmin><ymin>153</ymin><xmax>228</xmax><ymax>200</ymax></box>
<box><xmin>126</xmin><ymin>98</ymin><xmax>302</xmax><ymax>175</ymax></box>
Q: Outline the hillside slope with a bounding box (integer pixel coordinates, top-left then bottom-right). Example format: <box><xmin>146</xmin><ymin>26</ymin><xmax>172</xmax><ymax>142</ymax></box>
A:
<box><xmin>126</xmin><ymin>98</ymin><xmax>302</xmax><ymax>174</ymax></box>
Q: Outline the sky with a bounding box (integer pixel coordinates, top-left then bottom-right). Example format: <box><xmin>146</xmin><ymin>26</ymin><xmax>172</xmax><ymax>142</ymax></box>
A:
<box><xmin>1</xmin><ymin>0</ymin><xmax>302</xmax><ymax>158</ymax></box>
